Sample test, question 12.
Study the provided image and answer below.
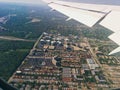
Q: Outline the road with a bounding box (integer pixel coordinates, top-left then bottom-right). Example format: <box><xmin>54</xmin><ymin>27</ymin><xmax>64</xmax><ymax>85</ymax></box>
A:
<box><xmin>85</xmin><ymin>38</ymin><xmax>102</xmax><ymax>67</ymax></box>
<box><xmin>8</xmin><ymin>33</ymin><xmax>43</xmax><ymax>83</ymax></box>
<box><xmin>0</xmin><ymin>36</ymin><xmax>35</xmax><ymax>42</ymax></box>
<box><xmin>85</xmin><ymin>37</ymin><xmax>110</xmax><ymax>86</ymax></box>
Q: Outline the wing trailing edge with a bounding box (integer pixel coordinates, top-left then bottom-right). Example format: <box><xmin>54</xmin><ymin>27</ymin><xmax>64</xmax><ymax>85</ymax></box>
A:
<box><xmin>108</xmin><ymin>32</ymin><xmax>120</xmax><ymax>46</ymax></box>
<box><xmin>109</xmin><ymin>47</ymin><xmax>120</xmax><ymax>55</ymax></box>
<box><xmin>99</xmin><ymin>11</ymin><xmax>120</xmax><ymax>55</ymax></box>
<box><xmin>100</xmin><ymin>11</ymin><xmax>120</xmax><ymax>33</ymax></box>
<box><xmin>48</xmin><ymin>2</ymin><xmax>106</xmax><ymax>27</ymax></box>
<box><xmin>43</xmin><ymin>0</ymin><xmax>120</xmax><ymax>55</ymax></box>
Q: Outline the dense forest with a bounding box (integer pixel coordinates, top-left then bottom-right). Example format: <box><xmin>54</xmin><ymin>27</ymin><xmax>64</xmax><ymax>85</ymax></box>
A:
<box><xmin>0</xmin><ymin>40</ymin><xmax>34</xmax><ymax>80</ymax></box>
<box><xmin>0</xmin><ymin>3</ymin><xmax>112</xmax><ymax>40</ymax></box>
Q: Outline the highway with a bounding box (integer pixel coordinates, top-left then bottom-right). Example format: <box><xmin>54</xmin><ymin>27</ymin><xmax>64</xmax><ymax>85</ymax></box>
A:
<box><xmin>85</xmin><ymin>37</ymin><xmax>110</xmax><ymax>87</ymax></box>
<box><xmin>84</xmin><ymin>38</ymin><xmax>102</xmax><ymax>67</ymax></box>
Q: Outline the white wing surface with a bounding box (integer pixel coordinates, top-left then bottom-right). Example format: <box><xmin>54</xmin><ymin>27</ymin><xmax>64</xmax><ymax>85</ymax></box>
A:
<box><xmin>43</xmin><ymin>0</ymin><xmax>120</xmax><ymax>55</ymax></box>
<box><xmin>49</xmin><ymin>3</ymin><xmax>105</xmax><ymax>27</ymax></box>
<box><xmin>108</xmin><ymin>32</ymin><xmax>120</xmax><ymax>46</ymax></box>
<box><xmin>100</xmin><ymin>11</ymin><xmax>120</xmax><ymax>32</ymax></box>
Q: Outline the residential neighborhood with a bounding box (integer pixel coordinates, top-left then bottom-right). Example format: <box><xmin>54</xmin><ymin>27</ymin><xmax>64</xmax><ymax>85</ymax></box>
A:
<box><xmin>8</xmin><ymin>32</ymin><xmax>120</xmax><ymax>90</ymax></box>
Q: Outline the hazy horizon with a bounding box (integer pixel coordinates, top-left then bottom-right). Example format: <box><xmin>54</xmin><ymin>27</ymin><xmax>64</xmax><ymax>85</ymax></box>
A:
<box><xmin>0</xmin><ymin>0</ymin><xmax>120</xmax><ymax>5</ymax></box>
<box><xmin>0</xmin><ymin>0</ymin><xmax>45</xmax><ymax>5</ymax></box>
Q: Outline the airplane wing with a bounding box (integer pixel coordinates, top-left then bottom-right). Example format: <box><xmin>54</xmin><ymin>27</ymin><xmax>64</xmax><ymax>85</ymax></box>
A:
<box><xmin>43</xmin><ymin>0</ymin><xmax>120</xmax><ymax>55</ymax></box>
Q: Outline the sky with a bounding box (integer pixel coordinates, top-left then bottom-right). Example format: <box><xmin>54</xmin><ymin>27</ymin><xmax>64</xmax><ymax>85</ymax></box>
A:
<box><xmin>0</xmin><ymin>0</ymin><xmax>44</xmax><ymax>5</ymax></box>
<box><xmin>0</xmin><ymin>0</ymin><xmax>120</xmax><ymax>5</ymax></box>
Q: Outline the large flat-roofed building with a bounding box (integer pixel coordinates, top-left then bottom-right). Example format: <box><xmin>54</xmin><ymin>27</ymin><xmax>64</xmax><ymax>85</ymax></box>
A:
<box><xmin>62</xmin><ymin>68</ymin><xmax>72</xmax><ymax>82</ymax></box>
<box><xmin>86</xmin><ymin>59</ymin><xmax>99</xmax><ymax>69</ymax></box>
<box><xmin>63</xmin><ymin>68</ymin><xmax>71</xmax><ymax>77</ymax></box>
